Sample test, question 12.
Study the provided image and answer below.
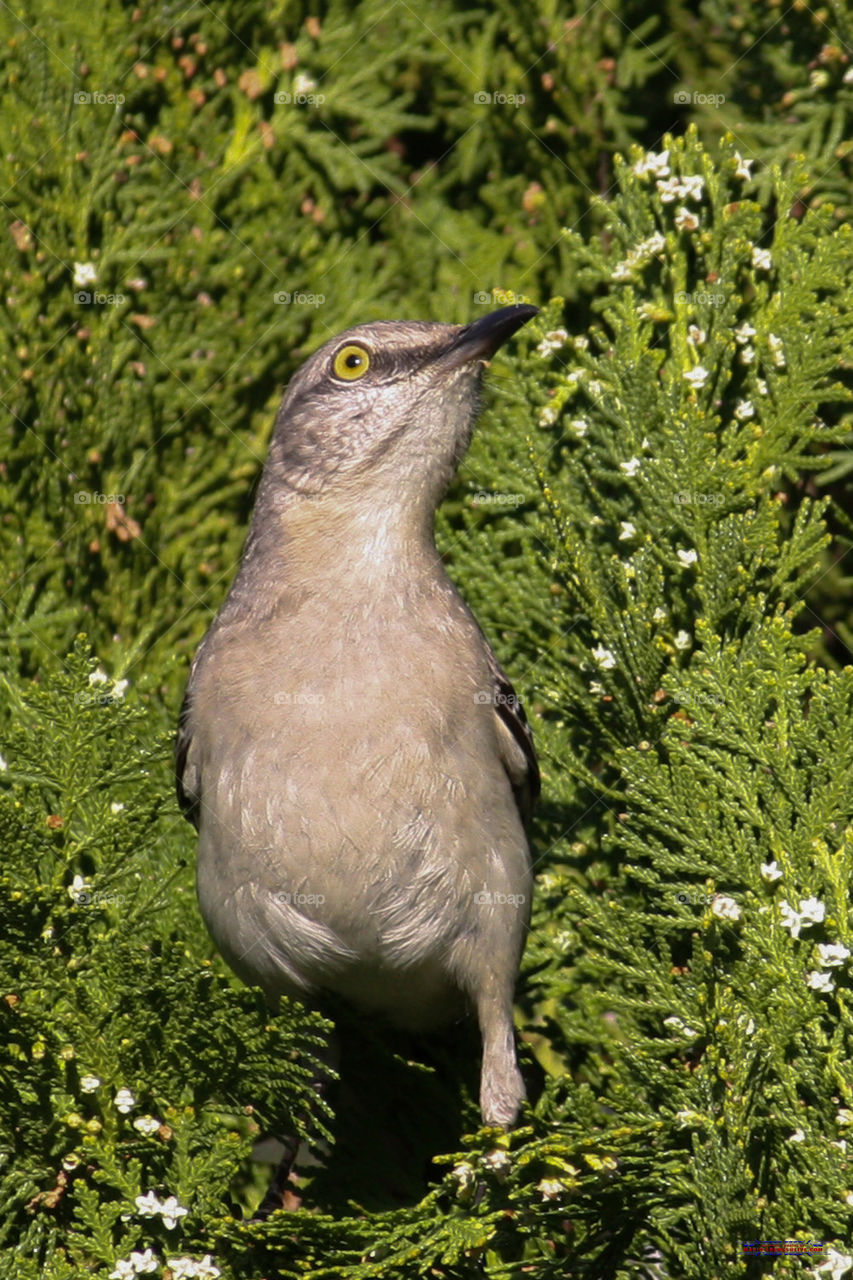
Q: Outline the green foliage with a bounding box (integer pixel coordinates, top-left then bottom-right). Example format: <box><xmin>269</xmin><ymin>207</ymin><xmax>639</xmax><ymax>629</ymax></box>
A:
<box><xmin>2</xmin><ymin>3</ymin><xmax>853</xmax><ymax>1278</ymax></box>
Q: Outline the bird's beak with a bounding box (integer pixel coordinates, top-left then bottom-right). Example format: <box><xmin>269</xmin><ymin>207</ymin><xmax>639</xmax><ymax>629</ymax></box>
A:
<box><xmin>439</xmin><ymin>304</ymin><xmax>539</xmax><ymax>371</ymax></box>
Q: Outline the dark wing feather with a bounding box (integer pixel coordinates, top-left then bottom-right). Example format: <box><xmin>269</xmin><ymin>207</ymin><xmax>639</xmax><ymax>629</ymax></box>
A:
<box><xmin>175</xmin><ymin>682</ymin><xmax>201</xmax><ymax>829</ymax></box>
<box><xmin>484</xmin><ymin>642</ymin><xmax>540</xmax><ymax>825</ymax></box>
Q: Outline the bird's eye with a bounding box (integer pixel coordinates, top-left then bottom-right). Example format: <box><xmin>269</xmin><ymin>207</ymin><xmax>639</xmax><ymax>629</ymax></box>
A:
<box><xmin>332</xmin><ymin>344</ymin><xmax>371</xmax><ymax>381</ymax></box>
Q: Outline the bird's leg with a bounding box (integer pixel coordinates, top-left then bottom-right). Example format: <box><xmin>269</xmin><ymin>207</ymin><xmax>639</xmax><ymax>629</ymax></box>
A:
<box><xmin>475</xmin><ymin>980</ymin><xmax>526</xmax><ymax>1128</ymax></box>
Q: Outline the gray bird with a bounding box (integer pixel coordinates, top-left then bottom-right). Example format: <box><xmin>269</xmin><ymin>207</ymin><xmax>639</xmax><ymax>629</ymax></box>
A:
<box><xmin>176</xmin><ymin>304</ymin><xmax>540</xmax><ymax>1146</ymax></box>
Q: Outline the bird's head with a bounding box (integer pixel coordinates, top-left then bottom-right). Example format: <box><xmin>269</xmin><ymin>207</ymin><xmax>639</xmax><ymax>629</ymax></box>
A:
<box><xmin>262</xmin><ymin>304</ymin><xmax>538</xmax><ymax>515</ymax></box>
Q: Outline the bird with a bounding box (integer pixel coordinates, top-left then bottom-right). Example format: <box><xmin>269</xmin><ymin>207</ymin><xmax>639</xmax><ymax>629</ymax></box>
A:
<box><xmin>175</xmin><ymin>304</ymin><xmax>540</xmax><ymax>1183</ymax></box>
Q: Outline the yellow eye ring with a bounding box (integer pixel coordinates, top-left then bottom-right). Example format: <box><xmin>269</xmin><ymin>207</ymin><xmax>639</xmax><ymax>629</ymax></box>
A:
<box><xmin>332</xmin><ymin>343</ymin><xmax>370</xmax><ymax>381</ymax></box>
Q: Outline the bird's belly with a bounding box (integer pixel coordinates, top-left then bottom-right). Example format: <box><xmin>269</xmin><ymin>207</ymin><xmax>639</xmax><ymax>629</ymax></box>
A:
<box><xmin>195</xmin><ymin>715</ymin><xmax>530</xmax><ymax>1026</ymax></box>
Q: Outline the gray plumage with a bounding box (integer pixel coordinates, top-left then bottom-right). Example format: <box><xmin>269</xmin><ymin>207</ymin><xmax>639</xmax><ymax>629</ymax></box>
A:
<box><xmin>177</xmin><ymin>304</ymin><xmax>539</xmax><ymax>1128</ymax></box>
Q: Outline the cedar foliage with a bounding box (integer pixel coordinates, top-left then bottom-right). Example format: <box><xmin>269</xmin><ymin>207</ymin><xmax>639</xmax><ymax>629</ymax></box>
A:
<box><xmin>2</xmin><ymin>1</ymin><xmax>853</xmax><ymax>1277</ymax></box>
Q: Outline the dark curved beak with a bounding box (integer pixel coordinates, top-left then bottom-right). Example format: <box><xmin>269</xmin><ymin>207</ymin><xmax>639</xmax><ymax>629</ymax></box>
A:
<box><xmin>440</xmin><ymin>304</ymin><xmax>539</xmax><ymax>370</ymax></box>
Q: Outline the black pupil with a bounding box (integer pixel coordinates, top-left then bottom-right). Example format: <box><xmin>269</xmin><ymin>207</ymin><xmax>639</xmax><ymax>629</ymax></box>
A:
<box><xmin>345</xmin><ymin>353</ymin><xmax>362</xmax><ymax>367</ymax></box>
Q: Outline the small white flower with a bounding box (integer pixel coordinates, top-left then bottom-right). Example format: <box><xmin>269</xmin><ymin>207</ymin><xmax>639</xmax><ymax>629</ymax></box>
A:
<box><xmin>687</xmin><ymin>324</ymin><xmax>706</xmax><ymax>345</ymax></box>
<box><xmin>837</xmin><ymin>1110</ymin><xmax>853</xmax><ymax>1127</ymax></box>
<box><xmin>68</xmin><ymin>874</ymin><xmax>91</xmax><ymax>901</ymax></box>
<box><xmin>115</xmin><ymin>1088</ymin><xmax>136</xmax><ymax>1114</ymax></box>
<box><xmin>733</xmin><ymin>153</ymin><xmax>753</xmax><ymax>180</ymax></box>
<box><xmin>536</xmin><ymin>328</ymin><xmax>569</xmax><ymax>357</ymax></box>
<box><xmin>642</xmin><ymin>232</ymin><xmax>666</xmax><ymax>255</ymax></box>
<box><xmin>450</xmin><ymin>1161</ymin><xmax>476</xmax><ymax>1195</ymax></box>
<box><xmin>167</xmin><ymin>1258</ymin><xmax>221</xmax><ymax>1280</ymax></box>
<box><xmin>80</xmin><ymin>1074</ymin><xmax>101</xmax><ymax>1092</ymax></box>
<box><xmin>768</xmin><ymin>333</ymin><xmax>786</xmax><ymax>367</ymax></box>
<box><xmin>135</xmin><ymin>1191</ymin><xmax>162</xmax><ymax>1218</ymax></box>
<box><xmin>634</xmin><ymin>149</ymin><xmax>670</xmax><ymax>178</ymax></box>
<box><xmin>293</xmin><ymin>73</ymin><xmax>317</xmax><ymax>94</ymax></box>
<box><xmin>73</xmin><ymin>261</ymin><xmax>98</xmax><ymax>288</ymax></box>
<box><xmin>751</xmin><ymin>246</ymin><xmax>772</xmax><ymax>270</ymax></box>
<box><xmin>808</xmin><ymin>971</ymin><xmax>836</xmax><ymax>993</ymax></box>
<box><xmin>677</xmin><ymin>548</ymin><xmax>698</xmax><ymax>567</ymax></box>
<box><xmin>537</xmin><ymin>1178</ymin><xmax>566</xmax><ymax>1200</ymax></box>
<box><xmin>134</xmin><ymin>1115</ymin><xmax>162</xmax><ymax>1135</ymax></box>
<box><xmin>619</xmin><ymin>521</ymin><xmax>636</xmax><ymax>541</ymax></box>
<box><xmin>780</xmin><ymin>901</ymin><xmax>802</xmax><ymax>938</ymax></box>
<box><xmin>574</xmin><ymin>336</ymin><xmax>589</xmax><ymax>350</ymax></box>
<box><xmin>109</xmin><ymin>1262</ymin><xmax>136</xmax><ymax>1280</ymax></box>
<box><xmin>113</xmin><ymin>679</ymin><xmax>129</xmax><ymax>699</ymax></box>
<box><xmin>570</xmin><ymin>418</ymin><xmax>588</xmax><ymax>437</ymax></box>
<box><xmin>110</xmin><ymin>802</ymin><xmax>125</xmax><ymax>814</ymax></box>
<box><xmin>789</xmin><ymin>1128</ymin><xmax>806</xmax><ymax>1142</ymax></box>
<box><xmin>817</xmin><ymin>943</ymin><xmax>850</xmax><ymax>968</ymax></box>
<box><xmin>739</xmin><ymin>344</ymin><xmax>755</xmax><ymax>365</ymax></box>
<box><xmin>129</xmin><ymin>1251</ymin><xmax>158</xmax><ymax>1275</ymax></box>
<box><xmin>592</xmin><ymin>645</ymin><xmax>617</xmax><ymax>670</ymax></box>
<box><xmin>160</xmin><ymin>1195</ymin><xmax>189</xmax><ymax>1229</ymax></box>
<box><xmin>756</xmin><ymin>378</ymin><xmax>768</xmax><ymax>394</ymax></box>
<box><xmin>683</xmin><ymin>366</ymin><xmax>709</xmax><ymax>389</ymax></box>
<box><xmin>760</xmin><ymin>861</ymin><xmax>782</xmax><ymax>883</ymax></box>
<box><xmin>656</xmin><ymin>176</ymin><xmax>682</xmax><ymax>203</ymax></box>
<box><xmin>712</xmin><ymin>895</ymin><xmax>740</xmax><ymax>921</ymax></box>
<box><xmin>88</xmin><ymin>668</ymin><xmax>109</xmax><ymax>685</ymax></box>
<box><xmin>0</xmin><ymin>753</ymin><xmax>7</xmax><ymax>771</ymax></box>
<box><xmin>679</xmin><ymin>174</ymin><xmax>704</xmax><ymax>201</ymax></box>
<box><xmin>800</xmin><ymin>897</ymin><xmax>826</xmax><ymax>925</ymax></box>
<box><xmin>734</xmin><ymin>399</ymin><xmax>754</xmax><ymax>420</ymax></box>
<box><xmin>589</xmin><ymin>681</ymin><xmax>604</xmax><ymax>694</ymax></box>
<box><xmin>538</xmin><ymin>404</ymin><xmax>558</xmax><ymax>426</ymax></box>
<box><xmin>612</xmin><ymin>260</ymin><xmax>633</xmax><ymax>282</ymax></box>
<box><xmin>652</xmin><ymin>607</ymin><xmax>667</xmax><ymax>623</ymax></box>
<box><xmin>674</xmin><ymin>630</ymin><xmax>691</xmax><ymax>650</ymax></box>
<box><xmin>733</xmin><ymin>322</ymin><xmax>756</xmax><ymax>345</ymax></box>
<box><xmin>483</xmin><ymin>1149</ymin><xmax>511</xmax><ymax>1177</ymax></box>
<box><xmin>813</xmin><ymin>1245</ymin><xmax>853</xmax><ymax>1280</ymax></box>
<box><xmin>620</xmin><ymin>456</ymin><xmax>641</xmax><ymax>477</ymax></box>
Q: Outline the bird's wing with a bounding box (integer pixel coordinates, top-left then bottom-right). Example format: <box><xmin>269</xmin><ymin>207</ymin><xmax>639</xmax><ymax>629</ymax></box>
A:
<box><xmin>483</xmin><ymin>640</ymin><xmax>540</xmax><ymax>825</ymax></box>
<box><xmin>175</xmin><ymin>645</ymin><xmax>205</xmax><ymax>829</ymax></box>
